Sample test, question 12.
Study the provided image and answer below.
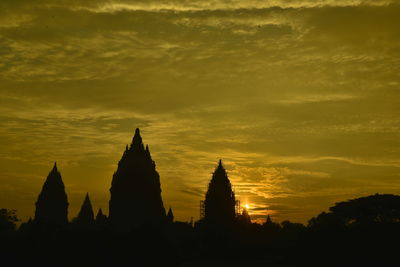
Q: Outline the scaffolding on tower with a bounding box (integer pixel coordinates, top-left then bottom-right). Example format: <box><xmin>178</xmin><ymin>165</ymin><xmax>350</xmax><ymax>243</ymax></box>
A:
<box><xmin>200</xmin><ymin>199</ymin><xmax>241</xmax><ymax>220</ymax></box>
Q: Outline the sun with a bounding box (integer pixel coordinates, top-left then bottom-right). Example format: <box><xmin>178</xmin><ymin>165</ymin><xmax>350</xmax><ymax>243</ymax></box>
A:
<box><xmin>244</xmin><ymin>204</ymin><xmax>250</xmax><ymax>210</ymax></box>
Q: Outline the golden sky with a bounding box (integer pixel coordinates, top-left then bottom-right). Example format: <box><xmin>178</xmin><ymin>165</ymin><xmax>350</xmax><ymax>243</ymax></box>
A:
<box><xmin>0</xmin><ymin>0</ymin><xmax>399</xmax><ymax>224</ymax></box>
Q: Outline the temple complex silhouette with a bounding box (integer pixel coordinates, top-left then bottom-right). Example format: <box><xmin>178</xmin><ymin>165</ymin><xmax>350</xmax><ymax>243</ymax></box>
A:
<box><xmin>31</xmin><ymin>128</ymin><xmax>249</xmax><ymax>230</ymax></box>
<box><xmin>8</xmin><ymin>128</ymin><xmax>400</xmax><ymax>266</ymax></box>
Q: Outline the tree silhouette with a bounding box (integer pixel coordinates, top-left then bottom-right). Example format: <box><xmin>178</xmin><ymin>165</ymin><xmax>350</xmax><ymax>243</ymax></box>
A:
<box><xmin>34</xmin><ymin>162</ymin><xmax>68</xmax><ymax>226</ymax></box>
<box><xmin>309</xmin><ymin>193</ymin><xmax>400</xmax><ymax>228</ymax></box>
<box><xmin>306</xmin><ymin>194</ymin><xmax>400</xmax><ymax>266</ymax></box>
<box><xmin>0</xmin><ymin>209</ymin><xmax>18</xmax><ymax>234</ymax></box>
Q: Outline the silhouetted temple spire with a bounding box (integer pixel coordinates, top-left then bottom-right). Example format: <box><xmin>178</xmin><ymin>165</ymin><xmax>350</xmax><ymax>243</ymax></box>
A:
<box><xmin>203</xmin><ymin>160</ymin><xmax>236</xmax><ymax>225</ymax></box>
<box><xmin>34</xmin><ymin>162</ymin><xmax>69</xmax><ymax>225</ymax></box>
<box><xmin>238</xmin><ymin>207</ymin><xmax>251</xmax><ymax>224</ymax></box>
<box><xmin>76</xmin><ymin>193</ymin><xmax>95</xmax><ymax>226</ymax></box>
<box><xmin>266</xmin><ymin>214</ymin><xmax>272</xmax><ymax>225</ymax></box>
<box><xmin>95</xmin><ymin>208</ymin><xmax>107</xmax><ymax>225</ymax></box>
<box><xmin>131</xmin><ymin>128</ymin><xmax>144</xmax><ymax>150</ymax></box>
<box><xmin>167</xmin><ymin>207</ymin><xmax>174</xmax><ymax>224</ymax></box>
<box><xmin>109</xmin><ymin>128</ymin><xmax>166</xmax><ymax>230</ymax></box>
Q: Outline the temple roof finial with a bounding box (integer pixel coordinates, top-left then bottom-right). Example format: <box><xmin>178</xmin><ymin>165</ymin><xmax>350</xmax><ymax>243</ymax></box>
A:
<box><xmin>130</xmin><ymin>127</ymin><xmax>144</xmax><ymax>150</ymax></box>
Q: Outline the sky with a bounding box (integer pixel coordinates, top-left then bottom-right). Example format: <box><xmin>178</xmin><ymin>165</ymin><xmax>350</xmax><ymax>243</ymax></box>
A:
<box><xmin>0</xmin><ymin>0</ymin><xmax>399</xmax><ymax>224</ymax></box>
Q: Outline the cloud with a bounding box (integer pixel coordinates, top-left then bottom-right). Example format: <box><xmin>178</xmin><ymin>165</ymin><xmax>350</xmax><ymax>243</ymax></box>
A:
<box><xmin>274</xmin><ymin>94</ymin><xmax>357</xmax><ymax>104</ymax></box>
<box><xmin>180</xmin><ymin>187</ymin><xmax>205</xmax><ymax>198</ymax></box>
<box><xmin>1</xmin><ymin>0</ymin><xmax>394</xmax><ymax>15</ymax></box>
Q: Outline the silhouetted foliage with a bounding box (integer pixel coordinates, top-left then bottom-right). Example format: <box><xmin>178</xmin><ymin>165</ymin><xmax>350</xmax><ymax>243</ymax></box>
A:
<box><xmin>309</xmin><ymin>193</ymin><xmax>400</xmax><ymax>229</ymax></box>
<box><xmin>0</xmin><ymin>208</ymin><xmax>18</xmax><ymax>234</ymax></box>
<box><xmin>305</xmin><ymin>194</ymin><xmax>400</xmax><ymax>266</ymax></box>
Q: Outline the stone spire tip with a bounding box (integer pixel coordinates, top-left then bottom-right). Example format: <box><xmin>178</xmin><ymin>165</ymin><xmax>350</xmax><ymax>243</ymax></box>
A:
<box><xmin>52</xmin><ymin>162</ymin><xmax>58</xmax><ymax>171</ymax></box>
<box><xmin>131</xmin><ymin>127</ymin><xmax>144</xmax><ymax>149</ymax></box>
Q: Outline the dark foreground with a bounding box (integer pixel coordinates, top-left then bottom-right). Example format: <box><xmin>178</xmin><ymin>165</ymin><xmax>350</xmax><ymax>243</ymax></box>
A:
<box><xmin>1</xmin><ymin>220</ymin><xmax>399</xmax><ymax>267</ymax></box>
<box><xmin>2</xmin><ymin>194</ymin><xmax>400</xmax><ymax>266</ymax></box>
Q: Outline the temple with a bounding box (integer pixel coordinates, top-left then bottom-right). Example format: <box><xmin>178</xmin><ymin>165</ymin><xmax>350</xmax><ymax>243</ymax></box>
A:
<box><xmin>76</xmin><ymin>193</ymin><xmax>95</xmax><ymax>226</ymax></box>
<box><xmin>34</xmin><ymin>162</ymin><xmax>69</xmax><ymax>226</ymax></box>
<box><xmin>202</xmin><ymin>160</ymin><xmax>237</xmax><ymax>226</ymax></box>
<box><xmin>108</xmin><ymin>128</ymin><xmax>166</xmax><ymax>230</ymax></box>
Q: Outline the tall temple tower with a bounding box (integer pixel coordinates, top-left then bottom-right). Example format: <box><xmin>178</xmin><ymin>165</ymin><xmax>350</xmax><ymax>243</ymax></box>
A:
<box><xmin>34</xmin><ymin>163</ymin><xmax>69</xmax><ymax>225</ymax></box>
<box><xmin>109</xmin><ymin>128</ymin><xmax>166</xmax><ymax>230</ymax></box>
<box><xmin>203</xmin><ymin>160</ymin><xmax>236</xmax><ymax>225</ymax></box>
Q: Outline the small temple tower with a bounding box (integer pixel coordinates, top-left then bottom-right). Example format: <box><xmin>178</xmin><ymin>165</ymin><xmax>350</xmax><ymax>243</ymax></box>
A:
<box><xmin>203</xmin><ymin>160</ymin><xmax>236</xmax><ymax>225</ymax></box>
<box><xmin>109</xmin><ymin>128</ymin><xmax>166</xmax><ymax>230</ymax></box>
<box><xmin>238</xmin><ymin>207</ymin><xmax>251</xmax><ymax>225</ymax></box>
<box><xmin>76</xmin><ymin>193</ymin><xmax>95</xmax><ymax>226</ymax></box>
<box><xmin>34</xmin><ymin>162</ymin><xmax>69</xmax><ymax>225</ymax></box>
<box><xmin>167</xmin><ymin>207</ymin><xmax>174</xmax><ymax>224</ymax></box>
<box><xmin>95</xmin><ymin>208</ymin><xmax>107</xmax><ymax>225</ymax></box>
